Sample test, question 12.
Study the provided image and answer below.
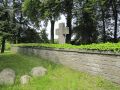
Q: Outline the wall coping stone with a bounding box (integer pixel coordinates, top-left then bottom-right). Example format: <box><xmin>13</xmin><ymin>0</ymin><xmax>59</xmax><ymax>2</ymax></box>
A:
<box><xmin>14</xmin><ymin>46</ymin><xmax>120</xmax><ymax>56</ymax></box>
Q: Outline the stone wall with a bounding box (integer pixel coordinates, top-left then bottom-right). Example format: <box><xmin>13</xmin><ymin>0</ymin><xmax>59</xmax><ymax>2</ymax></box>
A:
<box><xmin>11</xmin><ymin>46</ymin><xmax>120</xmax><ymax>84</ymax></box>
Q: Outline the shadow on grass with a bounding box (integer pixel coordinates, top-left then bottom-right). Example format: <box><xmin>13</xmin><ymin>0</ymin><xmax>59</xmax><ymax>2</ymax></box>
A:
<box><xmin>0</xmin><ymin>51</ymin><xmax>60</xmax><ymax>76</ymax></box>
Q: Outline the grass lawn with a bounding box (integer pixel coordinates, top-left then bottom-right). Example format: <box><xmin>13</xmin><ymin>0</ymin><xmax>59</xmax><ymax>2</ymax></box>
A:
<box><xmin>0</xmin><ymin>51</ymin><xmax>120</xmax><ymax>90</ymax></box>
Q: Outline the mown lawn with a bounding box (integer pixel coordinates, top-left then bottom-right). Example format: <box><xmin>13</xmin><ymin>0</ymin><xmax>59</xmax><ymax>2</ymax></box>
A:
<box><xmin>0</xmin><ymin>51</ymin><xmax>120</xmax><ymax>90</ymax></box>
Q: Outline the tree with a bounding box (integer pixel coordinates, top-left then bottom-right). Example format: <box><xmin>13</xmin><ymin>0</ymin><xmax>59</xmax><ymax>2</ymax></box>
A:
<box><xmin>39</xmin><ymin>29</ymin><xmax>49</xmax><ymax>43</ymax></box>
<box><xmin>43</xmin><ymin>0</ymin><xmax>61</xmax><ymax>43</ymax></box>
<box><xmin>0</xmin><ymin>6</ymin><xmax>12</xmax><ymax>53</ymax></box>
<box><xmin>104</xmin><ymin>0</ymin><xmax>120</xmax><ymax>43</ymax></box>
<box><xmin>0</xmin><ymin>0</ymin><xmax>19</xmax><ymax>53</ymax></box>
<box><xmin>20</xmin><ymin>28</ymin><xmax>40</xmax><ymax>43</ymax></box>
<box><xmin>72</xmin><ymin>0</ymin><xmax>98</xmax><ymax>44</ymax></box>
<box><xmin>23</xmin><ymin>0</ymin><xmax>61</xmax><ymax>43</ymax></box>
<box><xmin>61</xmin><ymin>0</ymin><xmax>73</xmax><ymax>43</ymax></box>
<box><xmin>23</xmin><ymin>0</ymin><xmax>120</xmax><ymax>44</ymax></box>
<box><xmin>110</xmin><ymin>0</ymin><xmax>119</xmax><ymax>43</ymax></box>
<box><xmin>12</xmin><ymin>0</ymin><xmax>28</xmax><ymax>44</ymax></box>
<box><xmin>98</xmin><ymin>0</ymin><xmax>107</xmax><ymax>43</ymax></box>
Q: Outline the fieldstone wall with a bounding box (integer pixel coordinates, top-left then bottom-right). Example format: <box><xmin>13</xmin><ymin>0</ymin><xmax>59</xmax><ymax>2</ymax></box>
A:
<box><xmin>11</xmin><ymin>46</ymin><xmax>120</xmax><ymax>84</ymax></box>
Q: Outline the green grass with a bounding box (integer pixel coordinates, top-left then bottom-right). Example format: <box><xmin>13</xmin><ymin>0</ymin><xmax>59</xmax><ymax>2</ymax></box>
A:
<box><xmin>15</xmin><ymin>42</ymin><xmax>120</xmax><ymax>52</ymax></box>
<box><xmin>0</xmin><ymin>52</ymin><xmax>120</xmax><ymax>90</ymax></box>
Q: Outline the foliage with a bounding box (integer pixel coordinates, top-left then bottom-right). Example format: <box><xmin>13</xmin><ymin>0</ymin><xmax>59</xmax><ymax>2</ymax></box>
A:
<box><xmin>22</xmin><ymin>0</ymin><xmax>42</xmax><ymax>26</ymax></box>
<box><xmin>23</xmin><ymin>0</ymin><xmax>61</xmax><ymax>43</ymax></box>
<box><xmin>19</xmin><ymin>28</ymin><xmax>41</xmax><ymax>43</ymax></box>
<box><xmin>0</xmin><ymin>52</ymin><xmax>120</xmax><ymax>90</ymax></box>
<box><xmin>5</xmin><ymin>42</ymin><xmax>11</xmax><ymax>50</ymax></box>
<box><xmin>39</xmin><ymin>29</ymin><xmax>49</xmax><ymax>43</ymax></box>
<box><xmin>0</xmin><ymin>3</ymin><xmax>15</xmax><ymax>53</ymax></box>
<box><xmin>72</xmin><ymin>0</ymin><xmax>120</xmax><ymax>44</ymax></box>
<box><xmin>23</xmin><ymin>0</ymin><xmax>61</xmax><ymax>24</ymax></box>
<box><xmin>15</xmin><ymin>42</ymin><xmax>120</xmax><ymax>52</ymax></box>
<box><xmin>0</xmin><ymin>36</ymin><xmax>2</xmax><ymax>44</ymax></box>
<box><xmin>73</xmin><ymin>0</ymin><xmax>98</xmax><ymax>44</ymax></box>
<box><xmin>61</xmin><ymin>0</ymin><xmax>73</xmax><ymax>43</ymax></box>
<box><xmin>0</xmin><ymin>6</ymin><xmax>13</xmax><ymax>38</ymax></box>
<box><xmin>19</xmin><ymin>28</ymin><xmax>49</xmax><ymax>43</ymax></box>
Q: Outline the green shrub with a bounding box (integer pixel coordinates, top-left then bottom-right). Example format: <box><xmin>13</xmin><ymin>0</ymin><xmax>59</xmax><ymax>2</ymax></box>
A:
<box><xmin>5</xmin><ymin>42</ymin><xmax>11</xmax><ymax>50</ymax></box>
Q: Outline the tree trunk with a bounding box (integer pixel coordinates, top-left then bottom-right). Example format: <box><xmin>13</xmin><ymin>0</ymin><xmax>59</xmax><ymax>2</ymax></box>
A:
<box><xmin>102</xmin><ymin>9</ymin><xmax>106</xmax><ymax>43</ymax></box>
<box><xmin>66</xmin><ymin>0</ymin><xmax>73</xmax><ymax>43</ymax></box>
<box><xmin>17</xmin><ymin>28</ymin><xmax>21</xmax><ymax>43</ymax></box>
<box><xmin>50</xmin><ymin>20</ymin><xmax>55</xmax><ymax>43</ymax></box>
<box><xmin>66</xmin><ymin>14</ymin><xmax>72</xmax><ymax>43</ymax></box>
<box><xmin>1</xmin><ymin>37</ymin><xmax>6</xmax><ymax>53</ymax></box>
<box><xmin>11</xmin><ymin>0</ymin><xmax>17</xmax><ymax>44</ymax></box>
<box><xmin>113</xmin><ymin>4</ymin><xmax>118</xmax><ymax>43</ymax></box>
<box><xmin>17</xmin><ymin>12</ymin><xmax>23</xmax><ymax>43</ymax></box>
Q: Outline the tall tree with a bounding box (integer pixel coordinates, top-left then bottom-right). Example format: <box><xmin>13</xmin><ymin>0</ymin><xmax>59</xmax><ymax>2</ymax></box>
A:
<box><xmin>106</xmin><ymin>0</ymin><xmax>119</xmax><ymax>42</ymax></box>
<box><xmin>72</xmin><ymin>0</ymin><xmax>98</xmax><ymax>44</ymax></box>
<box><xmin>44</xmin><ymin>0</ymin><xmax>61</xmax><ymax>43</ymax></box>
<box><xmin>111</xmin><ymin>0</ymin><xmax>119</xmax><ymax>43</ymax></box>
<box><xmin>61</xmin><ymin>0</ymin><xmax>73</xmax><ymax>43</ymax></box>
<box><xmin>99</xmin><ymin>0</ymin><xmax>107</xmax><ymax>43</ymax></box>
<box><xmin>0</xmin><ymin>3</ymin><xmax>11</xmax><ymax>53</ymax></box>
<box><xmin>23</xmin><ymin>0</ymin><xmax>61</xmax><ymax>43</ymax></box>
<box><xmin>0</xmin><ymin>0</ymin><xmax>20</xmax><ymax>53</ymax></box>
